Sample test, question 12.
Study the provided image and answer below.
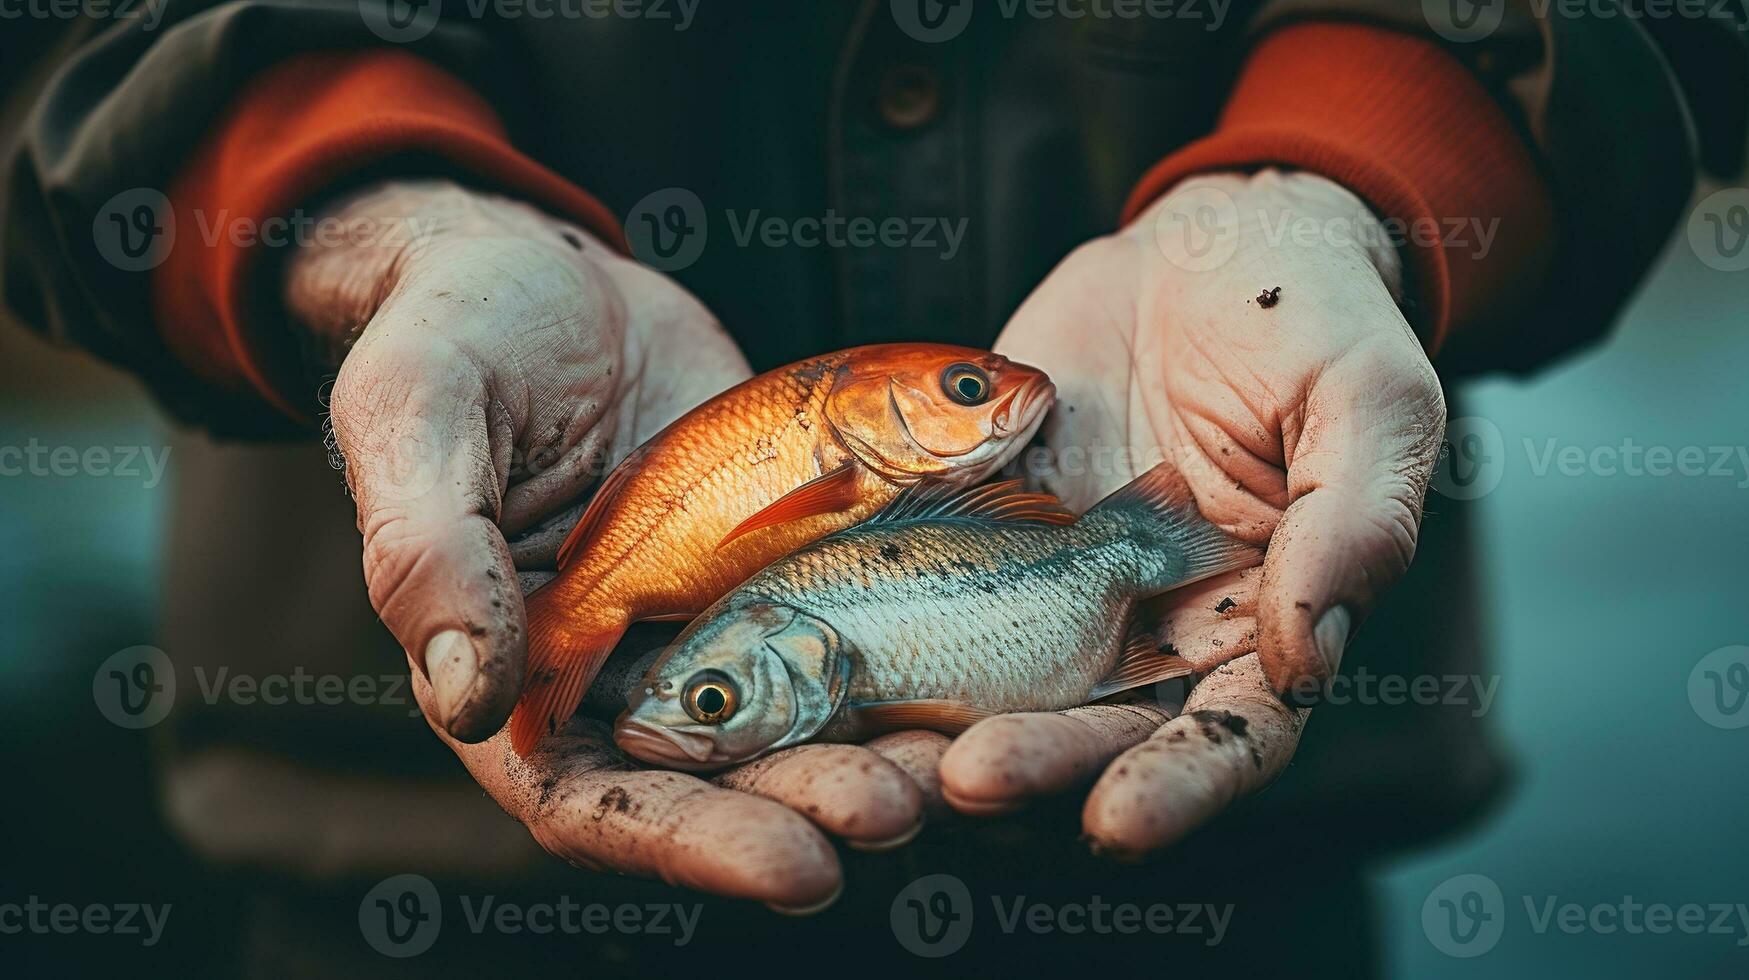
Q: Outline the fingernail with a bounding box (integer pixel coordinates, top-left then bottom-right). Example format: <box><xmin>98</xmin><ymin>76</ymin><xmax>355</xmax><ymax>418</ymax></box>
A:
<box><xmin>766</xmin><ymin>880</ymin><xmax>844</xmax><ymax>917</ymax></box>
<box><xmin>1313</xmin><ymin>605</ymin><xmax>1352</xmax><ymax>675</ymax></box>
<box><xmin>426</xmin><ymin>629</ymin><xmax>479</xmax><ymax>730</ymax></box>
<box><xmin>847</xmin><ymin>819</ymin><xmax>925</xmax><ymax>853</ymax></box>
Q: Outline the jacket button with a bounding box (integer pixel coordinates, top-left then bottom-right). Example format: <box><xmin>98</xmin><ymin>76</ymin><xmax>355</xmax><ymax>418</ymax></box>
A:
<box><xmin>876</xmin><ymin>64</ymin><xmax>941</xmax><ymax>130</ymax></box>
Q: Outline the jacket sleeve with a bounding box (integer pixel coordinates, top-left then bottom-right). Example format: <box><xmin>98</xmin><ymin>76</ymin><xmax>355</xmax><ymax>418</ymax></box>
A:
<box><xmin>0</xmin><ymin>0</ymin><xmax>609</xmax><ymax>436</ymax></box>
<box><xmin>1125</xmin><ymin>0</ymin><xmax>1749</xmax><ymax>375</ymax></box>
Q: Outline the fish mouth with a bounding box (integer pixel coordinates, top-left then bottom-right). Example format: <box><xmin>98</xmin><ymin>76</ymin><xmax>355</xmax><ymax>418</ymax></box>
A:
<box><xmin>994</xmin><ymin>378</ymin><xmax>1055</xmax><ymax>438</ymax></box>
<box><xmin>613</xmin><ymin>715</ymin><xmax>723</xmax><ymax>770</ymax></box>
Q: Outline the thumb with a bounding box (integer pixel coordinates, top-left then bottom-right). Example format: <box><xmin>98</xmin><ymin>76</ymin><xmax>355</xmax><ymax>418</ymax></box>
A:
<box><xmin>1257</xmin><ymin>350</ymin><xmax>1445</xmax><ymax>703</ymax></box>
<box><xmin>330</xmin><ymin>324</ymin><xmax>524</xmax><ymax>743</ymax></box>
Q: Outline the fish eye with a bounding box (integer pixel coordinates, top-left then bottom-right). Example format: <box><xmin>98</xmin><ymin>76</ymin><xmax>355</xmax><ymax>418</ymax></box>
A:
<box><xmin>942</xmin><ymin>363</ymin><xmax>991</xmax><ymax>405</ymax></box>
<box><xmin>682</xmin><ymin>672</ymin><xmax>739</xmax><ymax>724</ymax></box>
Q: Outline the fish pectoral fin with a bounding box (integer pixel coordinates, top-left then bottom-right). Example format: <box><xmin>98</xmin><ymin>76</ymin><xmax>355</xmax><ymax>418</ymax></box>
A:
<box><xmin>844</xmin><ymin>699</ymin><xmax>992</xmax><ymax>736</ymax></box>
<box><xmin>715</xmin><ymin>463</ymin><xmax>863</xmax><ymax>551</ymax></box>
<box><xmin>556</xmin><ymin>454</ymin><xmax>643</xmax><ymax>569</ymax></box>
<box><xmin>1088</xmin><ymin>622</ymin><xmax>1195</xmax><ymax>702</ymax></box>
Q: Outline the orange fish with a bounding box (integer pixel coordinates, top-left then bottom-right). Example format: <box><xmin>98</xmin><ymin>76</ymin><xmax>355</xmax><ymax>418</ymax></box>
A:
<box><xmin>510</xmin><ymin>343</ymin><xmax>1055</xmax><ymax>755</ymax></box>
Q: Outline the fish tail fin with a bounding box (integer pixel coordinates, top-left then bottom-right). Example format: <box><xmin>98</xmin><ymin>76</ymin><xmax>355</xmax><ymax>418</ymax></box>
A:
<box><xmin>509</xmin><ymin>587</ymin><xmax>630</xmax><ymax>757</ymax></box>
<box><xmin>1087</xmin><ymin>462</ymin><xmax>1263</xmax><ymax>593</ymax></box>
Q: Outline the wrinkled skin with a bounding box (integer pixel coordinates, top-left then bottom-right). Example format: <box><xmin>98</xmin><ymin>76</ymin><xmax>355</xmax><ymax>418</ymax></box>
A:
<box><xmin>935</xmin><ymin>169</ymin><xmax>1448</xmax><ymax>853</ymax></box>
<box><xmin>291</xmin><ymin>181</ymin><xmax>928</xmax><ymax>912</ymax></box>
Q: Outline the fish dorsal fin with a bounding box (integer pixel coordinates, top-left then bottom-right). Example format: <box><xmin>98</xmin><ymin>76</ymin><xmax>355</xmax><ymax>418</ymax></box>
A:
<box><xmin>846</xmin><ymin>699</ymin><xmax>992</xmax><ymax>735</ymax></box>
<box><xmin>1088</xmin><ymin>619</ymin><xmax>1195</xmax><ymax>702</ymax></box>
<box><xmin>715</xmin><ymin>463</ymin><xmax>863</xmax><ymax>551</ymax></box>
<box><xmin>556</xmin><ymin>453</ymin><xmax>644</xmax><ymax>569</ymax></box>
<box><xmin>1086</xmin><ymin>462</ymin><xmax>1262</xmax><ymax>586</ymax></box>
<box><xmin>867</xmin><ymin>478</ymin><xmax>1076</xmax><ymax>527</ymax></box>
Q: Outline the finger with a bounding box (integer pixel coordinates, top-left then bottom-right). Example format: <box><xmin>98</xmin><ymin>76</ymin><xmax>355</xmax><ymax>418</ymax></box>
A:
<box><xmin>714</xmin><ymin>744</ymin><xmax>925</xmax><ymax>852</ymax></box>
<box><xmin>331</xmin><ymin>325</ymin><xmax>524</xmax><ymax>743</ymax></box>
<box><xmin>1257</xmin><ymin>350</ymin><xmax>1445</xmax><ymax>700</ymax></box>
<box><xmin>500</xmin><ymin>423</ymin><xmax>616</xmax><ymax>536</ymax></box>
<box><xmin>1082</xmin><ymin>654</ymin><xmax>1307</xmax><ymax>860</ymax></box>
<box><xmin>864</xmin><ymin>730</ymin><xmax>954</xmax><ymax>818</ymax></box>
<box><xmin>940</xmin><ymin>702</ymin><xmax>1173</xmax><ymax>817</ymax></box>
<box><xmin>410</xmin><ymin>665</ymin><xmax>843</xmax><ymax>913</ymax></box>
<box><xmin>1147</xmin><ymin>565</ymin><xmax>1261</xmax><ymax>673</ymax></box>
<box><xmin>506</xmin><ymin>498</ymin><xmax>587</xmax><ymax>569</ymax></box>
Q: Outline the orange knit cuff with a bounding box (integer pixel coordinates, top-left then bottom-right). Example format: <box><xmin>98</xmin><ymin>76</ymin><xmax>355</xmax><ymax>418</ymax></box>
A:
<box><xmin>152</xmin><ymin>50</ymin><xmax>626</xmax><ymax>422</ymax></box>
<box><xmin>1121</xmin><ymin>23</ymin><xmax>1554</xmax><ymax>353</ymax></box>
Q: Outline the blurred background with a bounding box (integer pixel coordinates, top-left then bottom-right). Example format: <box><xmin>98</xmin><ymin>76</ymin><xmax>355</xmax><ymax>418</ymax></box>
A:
<box><xmin>2</xmin><ymin>184</ymin><xmax>1745</xmax><ymax>975</ymax></box>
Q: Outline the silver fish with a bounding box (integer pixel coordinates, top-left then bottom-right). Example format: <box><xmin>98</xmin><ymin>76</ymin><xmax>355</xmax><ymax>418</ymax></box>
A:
<box><xmin>613</xmin><ymin>464</ymin><xmax>1261</xmax><ymax>770</ymax></box>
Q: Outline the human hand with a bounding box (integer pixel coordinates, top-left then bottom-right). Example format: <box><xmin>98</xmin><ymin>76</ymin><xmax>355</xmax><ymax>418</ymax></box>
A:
<box><xmin>286</xmin><ymin>178</ymin><xmax>750</xmax><ymax>741</ymax></box>
<box><xmin>291</xmin><ymin>180</ymin><xmax>943</xmax><ymax>908</ymax></box>
<box><xmin>407</xmin><ymin>614</ymin><xmax>941</xmax><ymax>912</ymax></box>
<box><xmin>951</xmin><ymin>169</ymin><xmax>1445</xmax><ymax>853</ymax></box>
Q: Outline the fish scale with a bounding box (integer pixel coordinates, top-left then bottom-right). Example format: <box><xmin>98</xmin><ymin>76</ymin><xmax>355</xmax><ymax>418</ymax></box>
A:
<box><xmin>510</xmin><ymin>343</ymin><xmax>1056</xmax><ymax>756</ymax></box>
<box><xmin>738</xmin><ymin>519</ymin><xmax>1158</xmax><ymax>712</ymax></box>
